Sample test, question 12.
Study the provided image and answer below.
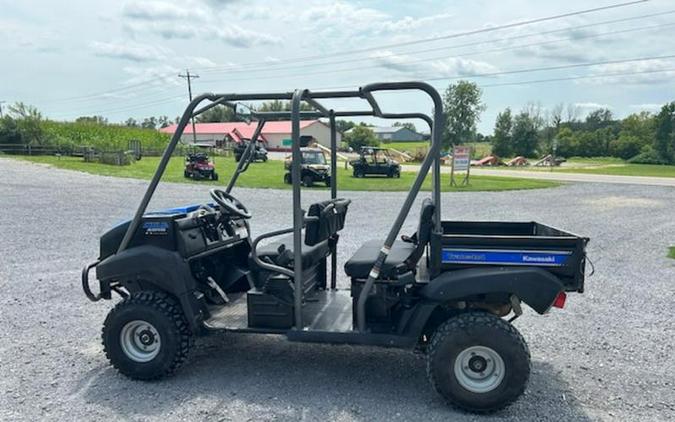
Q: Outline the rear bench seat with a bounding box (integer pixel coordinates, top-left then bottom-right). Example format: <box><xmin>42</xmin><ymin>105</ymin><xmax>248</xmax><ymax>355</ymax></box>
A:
<box><xmin>344</xmin><ymin>198</ymin><xmax>435</xmax><ymax>281</ymax></box>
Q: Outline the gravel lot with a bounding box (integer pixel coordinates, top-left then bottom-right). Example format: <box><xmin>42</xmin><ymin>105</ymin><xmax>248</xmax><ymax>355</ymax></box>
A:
<box><xmin>1</xmin><ymin>157</ymin><xmax>674</xmax><ymax>421</ymax></box>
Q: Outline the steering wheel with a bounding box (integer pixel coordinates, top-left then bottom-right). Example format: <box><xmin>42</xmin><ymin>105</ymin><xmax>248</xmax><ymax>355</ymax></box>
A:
<box><xmin>209</xmin><ymin>189</ymin><xmax>252</xmax><ymax>219</ymax></box>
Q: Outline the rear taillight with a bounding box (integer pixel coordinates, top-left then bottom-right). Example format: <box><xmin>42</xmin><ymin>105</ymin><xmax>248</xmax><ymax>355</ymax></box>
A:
<box><xmin>552</xmin><ymin>291</ymin><xmax>567</xmax><ymax>309</ymax></box>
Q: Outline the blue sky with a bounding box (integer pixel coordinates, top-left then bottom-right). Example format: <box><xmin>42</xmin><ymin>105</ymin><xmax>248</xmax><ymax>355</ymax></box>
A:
<box><xmin>1</xmin><ymin>0</ymin><xmax>674</xmax><ymax>133</ymax></box>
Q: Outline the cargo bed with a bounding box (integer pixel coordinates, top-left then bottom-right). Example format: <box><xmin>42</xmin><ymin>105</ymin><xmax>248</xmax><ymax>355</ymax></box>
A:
<box><xmin>439</xmin><ymin>221</ymin><xmax>589</xmax><ymax>292</ymax></box>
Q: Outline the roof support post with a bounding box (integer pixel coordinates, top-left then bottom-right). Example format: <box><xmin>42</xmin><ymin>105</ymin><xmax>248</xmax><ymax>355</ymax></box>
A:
<box><xmin>291</xmin><ymin>89</ymin><xmax>306</xmax><ymax>330</ymax></box>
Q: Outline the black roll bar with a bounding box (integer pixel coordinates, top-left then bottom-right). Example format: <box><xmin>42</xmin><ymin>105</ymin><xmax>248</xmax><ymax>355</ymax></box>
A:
<box><xmin>114</xmin><ymin>82</ymin><xmax>443</xmax><ymax>335</ymax></box>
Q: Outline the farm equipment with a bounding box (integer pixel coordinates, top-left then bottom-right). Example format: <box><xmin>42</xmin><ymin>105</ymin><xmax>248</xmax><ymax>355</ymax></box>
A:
<box><xmin>283</xmin><ymin>147</ymin><xmax>331</xmax><ymax>187</ymax></box>
<box><xmin>534</xmin><ymin>154</ymin><xmax>566</xmax><ymax>167</ymax></box>
<box><xmin>81</xmin><ymin>82</ymin><xmax>589</xmax><ymax>414</ymax></box>
<box><xmin>350</xmin><ymin>147</ymin><xmax>401</xmax><ymax>178</ymax></box>
<box><xmin>184</xmin><ymin>152</ymin><xmax>218</xmax><ymax>180</ymax></box>
<box><xmin>234</xmin><ymin>140</ymin><xmax>267</xmax><ymax>162</ymax></box>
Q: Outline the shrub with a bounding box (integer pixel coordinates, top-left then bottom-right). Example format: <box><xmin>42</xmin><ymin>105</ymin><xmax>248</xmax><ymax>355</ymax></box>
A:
<box><xmin>628</xmin><ymin>146</ymin><xmax>671</xmax><ymax>164</ymax></box>
<box><xmin>609</xmin><ymin>135</ymin><xmax>642</xmax><ymax>160</ymax></box>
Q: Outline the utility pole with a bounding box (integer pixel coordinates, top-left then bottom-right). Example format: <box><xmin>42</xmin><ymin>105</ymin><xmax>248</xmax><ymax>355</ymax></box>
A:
<box><xmin>0</xmin><ymin>101</ymin><xmax>6</xmax><ymax>118</ymax></box>
<box><xmin>178</xmin><ymin>70</ymin><xmax>199</xmax><ymax>144</ymax></box>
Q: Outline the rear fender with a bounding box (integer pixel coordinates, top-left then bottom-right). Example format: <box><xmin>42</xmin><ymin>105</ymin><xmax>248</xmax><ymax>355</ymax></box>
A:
<box><xmin>420</xmin><ymin>266</ymin><xmax>563</xmax><ymax>314</ymax></box>
<box><xmin>96</xmin><ymin>245</ymin><xmax>205</xmax><ymax>332</ymax></box>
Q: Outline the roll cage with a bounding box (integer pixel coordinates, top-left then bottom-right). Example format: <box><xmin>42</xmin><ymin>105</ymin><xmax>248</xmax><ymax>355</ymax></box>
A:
<box><xmin>116</xmin><ymin>81</ymin><xmax>444</xmax><ymax>333</ymax></box>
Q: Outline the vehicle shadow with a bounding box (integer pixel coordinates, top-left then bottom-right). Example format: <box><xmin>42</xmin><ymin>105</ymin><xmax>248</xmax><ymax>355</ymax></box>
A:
<box><xmin>80</xmin><ymin>333</ymin><xmax>592</xmax><ymax>421</ymax></box>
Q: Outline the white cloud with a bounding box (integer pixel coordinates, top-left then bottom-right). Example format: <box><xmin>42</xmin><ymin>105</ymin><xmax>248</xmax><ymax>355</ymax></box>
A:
<box><xmin>629</xmin><ymin>103</ymin><xmax>662</xmax><ymax>111</ymax></box>
<box><xmin>430</xmin><ymin>57</ymin><xmax>500</xmax><ymax>77</ymax></box>
<box><xmin>90</xmin><ymin>41</ymin><xmax>170</xmax><ymax>62</ymax></box>
<box><xmin>121</xmin><ymin>0</ymin><xmax>280</xmax><ymax>47</ymax></box>
<box><xmin>122</xmin><ymin>64</ymin><xmax>183</xmax><ymax>86</ymax></box>
<box><xmin>369</xmin><ymin>50</ymin><xmax>498</xmax><ymax>79</ymax></box>
<box><xmin>574</xmin><ymin>102</ymin><xmax>612</xmax><ymax>110</ymax></box>
<box><xmin>123</xmin><ymin>1</ymin><xmax>209</xmax><ymax>21</ymax></box>
<box><xmin>583</xmin><ymin>59</ymin><xmax>675</xmax><ymax>85</ymax></box>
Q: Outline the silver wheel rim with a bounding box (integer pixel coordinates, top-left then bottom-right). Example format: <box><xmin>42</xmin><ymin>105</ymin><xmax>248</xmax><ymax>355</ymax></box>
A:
<box><xmin>453</xmin><ymin>346</ymin><xmax>505</xmax><ymax>393</ymax></box>
<box><xmin>120</xmin><ymin>320</ymin><xmax>161</xmax><ymax>363</ymax></box>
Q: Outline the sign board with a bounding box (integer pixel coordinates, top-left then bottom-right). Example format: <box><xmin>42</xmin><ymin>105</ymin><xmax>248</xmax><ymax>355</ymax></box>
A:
<box><xmin>451</xmin><ymin>145</ymin><xmax>471</xmax><ymax>186</ymax></box>
<box><xmin>282</xmin><ymin>138</ymin><xmax>292</xmax><ymax>146</ymax></box>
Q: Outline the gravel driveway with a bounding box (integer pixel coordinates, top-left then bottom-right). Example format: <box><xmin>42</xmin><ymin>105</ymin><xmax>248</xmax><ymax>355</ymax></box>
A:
<box><xmin>1</xmin><ymin>157</ymin><xmax>673</xmax><ymax>421</ymax></box>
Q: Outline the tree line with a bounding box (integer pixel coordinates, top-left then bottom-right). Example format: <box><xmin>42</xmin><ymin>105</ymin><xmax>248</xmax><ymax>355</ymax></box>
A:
<box><xmin>440</xmin><ymin>81</ymin><xmax>675</xmax><ymax>165</ymax></box>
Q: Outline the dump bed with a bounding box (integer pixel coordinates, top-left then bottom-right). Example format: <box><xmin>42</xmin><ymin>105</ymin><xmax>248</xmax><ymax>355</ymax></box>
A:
<box><xmin>439</xmin><ymin>221</ymin><xmax>589</xmax><ymax>292</ymax></box>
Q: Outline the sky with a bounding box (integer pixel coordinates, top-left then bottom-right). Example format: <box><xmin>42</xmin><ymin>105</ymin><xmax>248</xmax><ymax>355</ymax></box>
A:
<box><xmin>1</xmin><ymin>0</ymin><xmax>674</xmax><ymax>133</ymax></box>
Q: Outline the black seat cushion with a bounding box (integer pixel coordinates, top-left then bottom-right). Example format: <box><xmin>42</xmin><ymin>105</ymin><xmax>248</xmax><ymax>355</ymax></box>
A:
<box><xmin>344</xmin><ymin>239</ymin><xmax>415</xmax><ymax>279</ymax></box>
<box><xmin>255</xmin><ymin>233</ymin><xmax>330</xmax><ymax>269</ymax></box>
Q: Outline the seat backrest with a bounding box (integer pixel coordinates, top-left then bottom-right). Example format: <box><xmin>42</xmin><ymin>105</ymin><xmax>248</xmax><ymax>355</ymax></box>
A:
<box><xmin>305</xmin><ymin>198</ymin><xmax>351</xmax><ymax>246</ymax></box>
<box><xmin>403</xmin><ymin>198</ymin><xmax>435</xmax><ymax>268</ymax></box>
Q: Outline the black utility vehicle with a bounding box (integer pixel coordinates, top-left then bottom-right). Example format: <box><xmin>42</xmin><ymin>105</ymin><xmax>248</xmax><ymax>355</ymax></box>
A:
<box><xmin>351</xmin><ymin>147</ymin><xmax>401</xmax><ymax>178</ymax></box>
<box><xmin>82</xmin><ymin>82</ymin><xmax>589</xmax><ymax>414</ymax></box>
<box><xmin>283</xmin><ymin>147</ymin><xmax>331</xmax><ymax>187</ymax></box>
<box><xmin>234</xmin><ymin>140</ymin><xmax>267</xmax><ymax>162</ymax></box>
<box><xmin>183</xmin><ymin>152</ymin><xmax>218</xmax><ymax>180</ymax></box>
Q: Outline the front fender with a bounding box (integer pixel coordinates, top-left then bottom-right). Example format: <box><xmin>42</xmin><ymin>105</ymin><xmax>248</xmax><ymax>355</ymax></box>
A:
<box><xmin>96</xmin><ymin>245</ymin><xmax>205</xmax><ymax>331</ymax></box>
<box><xmin>420</xmin><ymin>266</ymin><xmax>563</xmax><ymax>314</ymax></box>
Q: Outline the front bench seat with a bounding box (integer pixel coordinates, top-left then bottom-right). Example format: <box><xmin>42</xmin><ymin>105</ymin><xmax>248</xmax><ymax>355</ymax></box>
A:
<box><xmin>255</xmin><ymin>233</ymin><xmax>330</xmax><ymax>269</ymax></box>
<box><xmin>344</xmin><ymin>198</ymin><xmax>435</xmax><ymax>280</ymax></box>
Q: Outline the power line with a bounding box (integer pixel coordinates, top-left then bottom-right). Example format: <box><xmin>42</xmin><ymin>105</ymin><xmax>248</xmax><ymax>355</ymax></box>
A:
<box><xmin>477</xmin><ymin>67</ymin><xmax>675</xmax><ymax>87</ymax></box>
<box><xmin>33</xmin><ymin>0</ymin><xmax>649</xmax><ymax>105</ymax></box>
<box><xmin>194</xmin><ymin>0</ymin><xmax>650</xmax><ymax>73</ymax></box>
<box><xmin>198</xmin><ymin>22</ymin><xmax>675</xmax><ymax>84</ymax></box>
<box><xmin>198</xmin><ymin>9</ymin><xmax>675</xmax><ymax>77</ymax></box>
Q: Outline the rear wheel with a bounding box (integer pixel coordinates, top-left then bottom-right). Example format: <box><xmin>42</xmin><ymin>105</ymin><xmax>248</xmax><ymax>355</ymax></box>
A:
<box><xmin>183</xmin><ymin>170</ymin><xmax>189</xmax><ymax>178</ymax></box>
<box><xmin>102</xmin><ymin>291</ymin><xmax>193</xmax><ymax>380</ymax></box>
<box><xmin>324</xmin><ymin>176</ymin><xmax>331</xmax><ymax>187</ymax></box>
<box><xmin>426</xmin><ymin>312</ymin><xmax>530</xmax><ymax>413</ymax></box>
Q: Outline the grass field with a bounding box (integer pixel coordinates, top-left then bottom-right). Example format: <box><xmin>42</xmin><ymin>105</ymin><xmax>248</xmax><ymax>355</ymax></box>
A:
<box><xmin>484</xmin><ymin>156</ymin><xmax>675</xmax><ymax>178</ymax></box>
<box><xmin>668</xmin><ymin>247</ymin><xmax>675</xmax><ymax>260</ymax></box>
<box><xmin>557</xmin><ymin>163</ymin><xmax>675</xmax><ymax>178</ymax></box>
<box><xmin>12</xmin><ymin>155</ymin><xmax>559</xmax><ymax>192</ymax></box>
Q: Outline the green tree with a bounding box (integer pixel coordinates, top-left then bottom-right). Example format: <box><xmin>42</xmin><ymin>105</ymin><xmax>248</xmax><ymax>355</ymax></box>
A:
<box><xmin>124</xmin><ymin>118</ymin><xmax>139</xmax><ymax>127</ymax></box>
<box><xmin>654</xmin><ymin>102</ymin><xmax>675</xmax><ymax>163</ymax></box>
<box><xmin>141</xmin><ymin>116</ymin><xmax>158</xmax><ymax>129</ymax></box>
<box><xmin>393</xmin><ymin>121</ymin><xmax>417</xmax><ymax>132</ymax></box>
<box><xmin>196</xmin><ymin>105</ymin><xmax>236</xmax><ymax>123</ymax></box>
<box><xmin>0</xmin><ymin>116</ymin><xmax>22</xmax><ymax>145</ymax></box>
<box><xmin>491</xmin><ymin>108</ymin><xmax>512</xmax><ymax>157</ymax></box>
<box><xmin>442</xmin><ymin>80</ymin><xmax>486</xmax><ymax>148</ymax></box>
<box><xmin>335</xmin><ymin>119</ymin><xmax>357</xmax><ymax>134</ymax></box>
<box><xmin>257</xmin><ymin>100</ymin><xmax>313</xmax><ymax>112</ymax></box>
<box><xmin>511</xmin><ymin>111</ymin><xmax>539</xmax><ymax>157</ymax></box>
<box><xmin>584</xmin><ymin>108</ymin><xmax>614</xmax><ymax>131</ymax></box>
<box><xmin>554</xmin><ymin>127</ymin><xmax>577</xmax><ymax>157</ymax></box>
<box><xmin>8</xmin><ymin>102</ymin><xmax>44</xmax><ymax>145</ymax></box>
<box><xmin>76</xmin><ymin>115</ymin><xmax>108</xmax><ymax>125</ymax></box>
<box><xmin>343</xmin><ymin>125</ymin><xmax>378</xmax><ymax>150</ymax></box>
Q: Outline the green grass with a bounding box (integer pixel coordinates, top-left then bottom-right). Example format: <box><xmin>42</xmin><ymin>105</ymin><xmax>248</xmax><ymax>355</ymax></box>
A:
<box><xmin>668</xmin><ymin>247</ymin><xmax>675</xmax><ymax>260</ymax></box>
<box><xmin>558</xmin><ymin>163</ymin><xmax>675</xmax><ymax>177</ymax></box>
<box><xmin>12</xmin><ymin>155</ymin><xmax>559</xmax><ymax>192</ymax></box>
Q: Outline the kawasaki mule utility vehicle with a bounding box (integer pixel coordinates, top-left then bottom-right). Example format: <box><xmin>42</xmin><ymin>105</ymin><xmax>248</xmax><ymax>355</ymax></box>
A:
<box><xmin>351</xmin><ymin>146</ymin><xmax>401</xmax><ymax>178</ymax></box>
<box><xmin>82</xmin><ymin>82</ymin><xmax>589</xmax><ymax>413</ymax></box>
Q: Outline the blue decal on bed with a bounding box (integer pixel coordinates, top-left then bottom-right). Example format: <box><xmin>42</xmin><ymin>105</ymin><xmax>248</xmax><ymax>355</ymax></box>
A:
<box><xmin>442</xmin><ymin>249</ymin><xmax>570</xmax><ymax>266</ymax></box>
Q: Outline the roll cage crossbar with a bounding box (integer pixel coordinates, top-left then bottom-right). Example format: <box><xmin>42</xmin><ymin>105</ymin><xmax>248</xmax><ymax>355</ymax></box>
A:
<box><xmin>117</xmin><ymin>81</ymin><xmax>443</xmax><ymax>333</ymax></box>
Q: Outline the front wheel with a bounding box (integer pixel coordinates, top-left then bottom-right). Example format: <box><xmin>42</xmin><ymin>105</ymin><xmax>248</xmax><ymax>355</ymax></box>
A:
<box><xmin>426</xmin><ymin>312</ymin><xmax>530</xmax><ymax>413</ymax></box>
<box><xmin>302</xmin><ymin>174</ymin><xmax>314</xmax><ymax>187</ymax></box>
<box><xmin>102</xmin><ymin>291</ymin><xmax>193</xmax><ymax>380</ymax></box>
<box><xmin>212</xmin><ymin>172</ymin><xmax>218</xmax><ymax>181</ymax></box>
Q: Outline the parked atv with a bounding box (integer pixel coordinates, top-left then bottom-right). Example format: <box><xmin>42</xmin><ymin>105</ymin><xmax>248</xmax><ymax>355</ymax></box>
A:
<box><xmin>284</xmin><ymin>147</ymin><xmax>331</xmax><ymax>187</ymax></box>
<box><xmin>350</xmin><ymin>147</ymin><xmax>400</xmax><ymax>178</ymax></box>
<box><xmin>184</xmin><ymin>152</ymin><xmax>218</xmax><ymax>180</ymax></box>
<box><xmin>234</xmin><ymin>141</ymin><xmax>268</xmax><ymax>163</ymax></box>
